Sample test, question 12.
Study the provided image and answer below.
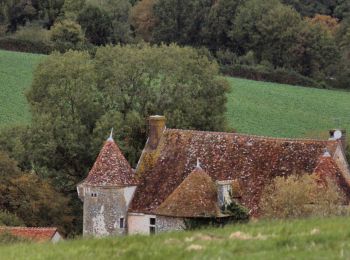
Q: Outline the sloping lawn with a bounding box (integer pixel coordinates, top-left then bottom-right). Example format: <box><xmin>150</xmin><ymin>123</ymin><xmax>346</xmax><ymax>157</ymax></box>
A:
<box><xmin>1</xmin><ymin>217</ymin><xmax>350</xmax><ymax>259</ymax></box>
<box><xmin>0</xmin><ymin>50</ymin><xmax>43</xmax><ymax>127</ymax></box>
<box><xmin>226</xmin><ymin>77</ymin><xmax>350</xmax><ymax>138</ymax></box>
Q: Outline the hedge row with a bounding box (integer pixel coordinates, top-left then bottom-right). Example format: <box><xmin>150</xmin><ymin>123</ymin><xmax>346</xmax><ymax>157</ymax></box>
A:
<box><xmin>221</xmin><ymin>64</ymin><xmax>326</xmax><ymax>89</ymax></box>
<box><xmin>0</xmin><ymin>38</ymin><xmax>54</xmax><ymax>54</ymax></box>
<box><xmin>0</xmin><ymin>38</ymin><xmax>96</xmax><ymax>55</ymax></box>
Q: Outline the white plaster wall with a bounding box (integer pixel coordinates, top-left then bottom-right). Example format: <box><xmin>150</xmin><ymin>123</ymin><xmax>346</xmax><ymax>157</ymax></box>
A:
<box><xmin>123</xmin><ymin>186</ymin><xmax>137</xmax><ymax>207</ymax></box>
<box><xmin>128</xmin><ymin>214</ymin><xmax>155</xmax><ymax>235</ymax></box>
<box><xmin>51</xmin><ymin>232</ymin><xmax>63</xmax><ymax>243</ymax></box>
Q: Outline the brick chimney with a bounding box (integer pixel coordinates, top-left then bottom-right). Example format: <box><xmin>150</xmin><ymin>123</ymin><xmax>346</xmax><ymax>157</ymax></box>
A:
<box><xmin>148</xmin><ymin>115</ymin><xmax>166</xmax><ymax>149</ymax></box>
<box><xmin>329</xmin><ymin>129</ymin><xmax>347</xmax><ymax>150</ymax></box>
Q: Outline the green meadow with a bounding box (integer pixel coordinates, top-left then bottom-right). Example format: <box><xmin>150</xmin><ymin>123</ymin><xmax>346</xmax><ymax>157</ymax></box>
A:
<box><xmin>1</xmin><ymin>217</ymin><xmax>350</xmax><ymax>259</ymax></box>
<box><xmin>0</xmin><ymin>50</ymin><xmax>43</xmax><ymax>127</ymax></box>
<box><xmin>226</xmin><ymin>77</ymin><xmax>350</xmax><ymax>138</ymax></box>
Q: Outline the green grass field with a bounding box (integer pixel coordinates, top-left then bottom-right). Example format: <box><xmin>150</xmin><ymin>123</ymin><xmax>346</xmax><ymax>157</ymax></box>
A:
<box><xmin>1</xmin><ymin>217</ymin><xmax>350</xmax><ymax>259</ymax></box>
<box><xmin>1</xmin><ymin>49</ymin><xmax>350</xmax><ymax>138</ymax></box>
<box><xmin>226</xmin><ymin>77</ymin><xmax>350</xmax><ymax>138</ymax></box>
<box><xmin>0</xmin><ymin>50</ymin><xmax>43</xmax><ymax>127</ymax></box>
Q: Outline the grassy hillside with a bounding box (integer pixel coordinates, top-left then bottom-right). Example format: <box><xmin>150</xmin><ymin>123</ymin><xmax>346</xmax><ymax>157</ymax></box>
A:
<box><xmin>226</xmin><ymin>77</ymin><xmax>350</xmax><ymax>138</ymax></box>
<box><xmin>1</xmin><ymin>50</ymin><xmax>350</xmax><ymax>138</ymax></box>
<box><xmin>2</xmin><ymin>217</ymin><xmax>350</xmax><ymax>259</ymax></box>
<box><xmin>0</xmin><ymin>50</ymin><xmax>43</xmax><ymax>127</ymax></box>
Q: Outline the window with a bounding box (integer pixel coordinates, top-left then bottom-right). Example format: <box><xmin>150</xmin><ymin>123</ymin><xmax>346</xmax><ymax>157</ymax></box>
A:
<box><xmin>91</xmin><ymin>193</ymin><xmax>97</xmax><ymax>197</ymax></box>
<box><xmin>120</xmin><ymin>217</ymin><xmax>124</xmax><ymax>229</ymax></box>
<box><xmin>149</xmin><ymin>218</ymin><xmax>156</xmax><ymax>234</ymax></box>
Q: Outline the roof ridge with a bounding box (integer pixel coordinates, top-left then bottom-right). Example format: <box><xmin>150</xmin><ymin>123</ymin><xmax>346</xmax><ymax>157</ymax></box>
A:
<box><xmin>165</xmin><ymin>128</ymin><xmax>335</xmax><ymax>143</ymax></box>
<box><xmin>0</xmin><ymin>226</ymin><xmax>57</xmax><ymax>230</ymax></box>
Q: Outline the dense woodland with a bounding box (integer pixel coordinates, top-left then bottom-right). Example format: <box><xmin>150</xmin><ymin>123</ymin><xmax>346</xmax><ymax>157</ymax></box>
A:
<box><xmin>0</xmin><ymin>0</ymin><xmax>349</xmax><ymax>88</ymax></box>
<box><xmin>0</xmin><ymin>0</ymin><xmax>350</xmax><ymax>237</ymax></box>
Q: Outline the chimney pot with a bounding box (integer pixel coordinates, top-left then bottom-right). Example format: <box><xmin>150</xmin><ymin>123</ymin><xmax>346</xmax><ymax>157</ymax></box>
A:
<box><xmin>148</xmin><ymin>115</ymin><xmax>166</xmax><ymax>150</ymax></box>
<box><xmin>329</xmin><ymin>129</ymin><xmax>347</xmax><ymax>150</ymax></box>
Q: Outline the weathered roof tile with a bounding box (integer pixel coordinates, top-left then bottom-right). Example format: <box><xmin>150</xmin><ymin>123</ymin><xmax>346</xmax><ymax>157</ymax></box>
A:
<box><xmin>83</xmin><ymin>139</ymin><xmax>138</xmax><ymax>187</ymax></box>
<box><xmin>129</xmin><ymin>129</ymin><xmax>340</xmax><ymax>215</ymax></box>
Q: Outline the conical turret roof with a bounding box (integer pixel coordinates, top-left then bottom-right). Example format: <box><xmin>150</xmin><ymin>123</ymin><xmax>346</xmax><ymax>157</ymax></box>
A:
<box><xmin>155</xmin><ymin>165</ymin><xmax>221</xmax><ymax>218</ymax></box>
<box><xmin>83</xmin><ymin>137</ymin><xmax>138</xmax><ymax>187</ymax></box>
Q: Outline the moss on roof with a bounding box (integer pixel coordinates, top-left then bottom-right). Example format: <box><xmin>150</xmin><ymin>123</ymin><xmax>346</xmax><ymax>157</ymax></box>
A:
<box><xmin>130</xmin><ymin>129</ymin><xmax>340</xmax><ymax>216</ymax></box>
<box><xmin>155</xmin><ymin>166</ymin><xmax>221</xmax><ymax>218</ymax></box>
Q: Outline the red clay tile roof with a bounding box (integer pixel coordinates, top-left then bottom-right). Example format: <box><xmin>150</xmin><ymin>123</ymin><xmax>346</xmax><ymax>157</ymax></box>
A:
<box><xmin>313</xmin><ymin>153</ymin><xmax>350</xmax><ymax>200</ymax></box>
<box><xmin>155</xmin><ymin>166</ymin><xmax>221</xmax><ymax>218</ymax></box>
<box><xmin>0</xmin><ymin>227</ymin><xmax>59</xmax><ymax>242</ymax></box>
<box><xmin>83</xmin><ymin>139</ymin><xmax>138</xmax><ymax>186</ymax></box>
<box><xmin>129</xmin><ymin>129</ymin><xmax>340</xmax><ymax>216</ymax></box>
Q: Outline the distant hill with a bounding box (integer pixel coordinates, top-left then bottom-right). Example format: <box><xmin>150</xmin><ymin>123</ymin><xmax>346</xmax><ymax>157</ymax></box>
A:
<box><xmin>1</xmin><ymin>50</ymin><xmax>350</xmax><ymax>138</ymax></box>
<box><xmin>0</xmin><ymin>50</ymin><xmax>43</xmax><ymax>127</ymax></box>
<box><xmin>1</xmin><ymin>217</ymin><xmax>350</xmax><ymax>259</ymax></box>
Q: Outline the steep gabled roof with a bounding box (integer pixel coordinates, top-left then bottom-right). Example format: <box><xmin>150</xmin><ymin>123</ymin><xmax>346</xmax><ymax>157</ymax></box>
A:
<box><xmin>129</xmin><ymin>129</ymin><xmax>340</xmax><ymax>215</ymax></box>
<box><xmin>82</xmin><ymin>138</ymin><xmax>138</xmax><ymax>187</ymax></box>
<box><xmin>0</xmin><ymin>227</ymin><xmax>60</xmax><ymax>242</ymax></box>
<box><xmin>313</xmin><ymin>153</ymin><xmax>350</xmax><ymax>200</ymax></box>
<box><xmin>155</xmin><ymin>166</ymin><xmax>221</xmax><ymax>218</ymax></box>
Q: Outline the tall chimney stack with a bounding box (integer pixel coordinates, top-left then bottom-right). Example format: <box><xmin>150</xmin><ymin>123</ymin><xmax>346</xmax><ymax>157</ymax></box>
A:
<box><xmin>148</xmin><ymin>115</ymin><xmax>166</xmax><ymax>150</ymax></box>
<box><xmin>329</xmin><ymin>129</ymin><xmax>347</xmax><ymax>150</ymax></box>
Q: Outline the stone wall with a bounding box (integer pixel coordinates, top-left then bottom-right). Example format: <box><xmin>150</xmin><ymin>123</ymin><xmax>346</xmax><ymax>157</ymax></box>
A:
<box><xmin>82</xmin><ymin>186</ymin><xmax>136</xmax><ymax>237</ymax></box>
<box><xmin>156</xmin><ymin>216</ymin><xmax>185</xmax><ymax>233</ymax></box>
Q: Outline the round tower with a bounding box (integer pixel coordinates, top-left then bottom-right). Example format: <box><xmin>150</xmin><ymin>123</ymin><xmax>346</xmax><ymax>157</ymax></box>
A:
<box><xmin>77</xmin><ymin>131</ymin><xmax>138</xmax><ymax>237</ymax></box>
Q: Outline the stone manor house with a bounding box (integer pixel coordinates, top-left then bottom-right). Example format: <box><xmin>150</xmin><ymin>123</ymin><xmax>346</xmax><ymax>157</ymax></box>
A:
<box><xmin>77</xmin><ymin>116</ymin><xmax>350</xmax><ymax>237</ymax></box>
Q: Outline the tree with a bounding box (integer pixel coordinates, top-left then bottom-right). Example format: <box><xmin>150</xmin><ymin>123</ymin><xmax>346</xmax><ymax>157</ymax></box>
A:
<box><xmin>152</xmin><ymin>0</ymin><xmax>212</xmax><ymax>45</ymax></box>
<box><xmin>202</xmin><ymin>0</ymin><xmax>242</xmax><ymax>52</ymax></box>
<box><xmin>0</xmin><ymin>150</ymin><xmax>72</xmax><ymax>234</ymax></box>
<box><xmin>50</xmin><ymin>19</ymin><xmax>85</xmax><ymax>49</ymax></box>
<box><xmin>130</xmin><ymin>0</ymin><xmax>157</xmax><ymax>42</ymax></box>
<box><xmin>289</xmin><ymin>20</ymin><xmax>340</xmax><ymax>78</ymax></box>
<box><xmin>232</xmin><ymin>0</ymin><xmax>302</xmax><ymax>66</ymax></box>
<box><xmin>307</xmin><ymin>14</ymin><xmax>340</xmax><ymax>35</ymax></box>
<box><xmin>77</xmin><ymin>4</ymin><xmax>112</xmax><ymax>45</ymax></box>
<box><xmin>281</xmin><ymin>0</ymin><xmax>337</xmax><ymax>17</ymax></box>
<box><xmin>260</xmin><ymin>174</ymin><xmax>346</xmax><ymax>219</ymax></box>
<box><xmin>63</xmin><ymin>0</ymin><xmax>86</xmax><ymax>20</ymax></box>
<box><xmin>101</xmin><ymin>0</ymin><xmax>132</xmax><ymax>43</ymax></box>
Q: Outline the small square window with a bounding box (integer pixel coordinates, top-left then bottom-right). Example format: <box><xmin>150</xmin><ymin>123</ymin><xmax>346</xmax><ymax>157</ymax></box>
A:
<box><xmin>150</xmin><ymin>218</ymin><xmax>156</xmax><ymax>225</ymax></box>
<box><xmin>150</xmin><ymin>226</ymin><xmax>155</xmax><ymax>234</ymax></box>
<box><xmin>120</xmin><ymin>217</ymin><xmax>124</xmax><ymax>229</ymax></box>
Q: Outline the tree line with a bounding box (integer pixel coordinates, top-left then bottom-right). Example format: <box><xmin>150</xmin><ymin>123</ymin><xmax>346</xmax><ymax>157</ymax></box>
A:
<box><xmin>0</xmin><ymin>0</ymin><xmax>349</xmax><ymax>88</ymax></box>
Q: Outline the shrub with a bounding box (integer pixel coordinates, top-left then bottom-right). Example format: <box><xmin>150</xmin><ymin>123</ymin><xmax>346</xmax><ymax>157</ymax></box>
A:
<box><xmin>0</xmin><ymin>37</ymin><xmax>54</xmax><ymax>54</ymax></box>
<box><xmin>0</xmin><ymin>232</ymin><xmax>29</xmax><ymax>245</ymax></box>
<box><xmin>221</xmin><ymin>64</ymin><xmax>324</xmax><ymax>88</ymax></box>
<box><xmin>260</xmin><ymin>174</ymin><xmax>346</xmax><ymax>219</ymax></box>
<box><xmin>50</xmin><ymin>19</ymin><xmax>85</xmax><ymax>51</ymax></box>
<box><xmin>0</xmin><ymin>211</ymin><xmax>25</xmax><ymax>227</ymax></box>
<box><xmin>12</xmin><ymin>24</ymin><xmax>51</xmax><ymax>44</ymax></box>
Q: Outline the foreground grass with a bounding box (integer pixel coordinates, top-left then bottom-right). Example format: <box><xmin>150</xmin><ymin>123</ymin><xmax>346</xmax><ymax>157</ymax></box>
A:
<box><xmin>1</xmin><ymin>217</ymin><xmax>350</xmax><ymax>259</ymax></box>
<box><xmin>226</xmin><ymin>77</ymin><xmax>350</xmax><ymax>138</ymax></box>
<box><xmin>0</xmin><ymin>50</ymin><xmax>43</xmax><ymax>127</ymax></box>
